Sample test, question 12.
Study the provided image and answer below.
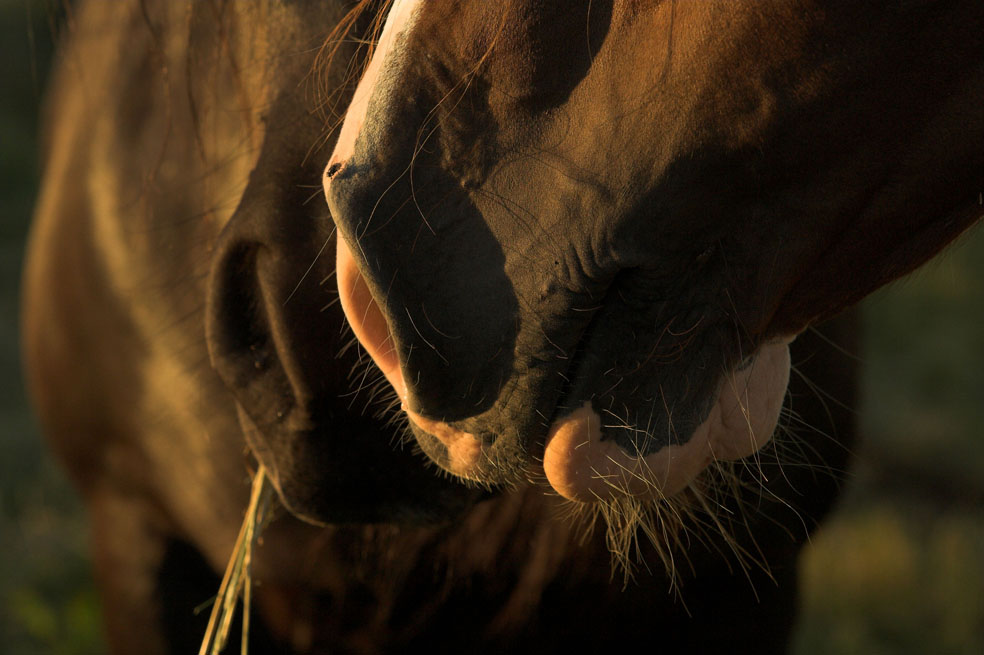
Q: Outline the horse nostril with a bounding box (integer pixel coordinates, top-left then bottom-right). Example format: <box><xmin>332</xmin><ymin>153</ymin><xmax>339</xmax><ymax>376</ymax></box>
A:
<box><xmin>324</xmin><ymin>160</ymin><xmax>348</xmax><ymax>204</ymax></box>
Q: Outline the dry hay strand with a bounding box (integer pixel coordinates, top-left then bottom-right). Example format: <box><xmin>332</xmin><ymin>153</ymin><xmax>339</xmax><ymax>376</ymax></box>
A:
<box><xmin>198</xmin><ymin>466</ymin><xmax>275</xmax><ymax>655</ymax></box>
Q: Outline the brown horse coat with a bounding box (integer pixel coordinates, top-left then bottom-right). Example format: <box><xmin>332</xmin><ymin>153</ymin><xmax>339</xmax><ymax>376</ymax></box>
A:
<box><xmin>22</xmin><ymin>1</ymin><xmax>981</xmax><ymax>653</ymax></box>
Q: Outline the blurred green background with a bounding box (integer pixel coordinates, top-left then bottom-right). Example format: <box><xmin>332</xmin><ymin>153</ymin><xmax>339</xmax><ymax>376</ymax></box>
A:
<box><xmin>1</xmin><ymin>1</ymin><xmax>981</xmax><ymax>653</ymax></box>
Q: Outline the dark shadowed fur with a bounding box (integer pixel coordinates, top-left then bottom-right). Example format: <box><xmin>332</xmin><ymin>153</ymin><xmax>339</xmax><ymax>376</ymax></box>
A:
<box><xmin>22</xmin><ymin>1</ymin><xmax>980</xmax><ymax>654</ymax></box>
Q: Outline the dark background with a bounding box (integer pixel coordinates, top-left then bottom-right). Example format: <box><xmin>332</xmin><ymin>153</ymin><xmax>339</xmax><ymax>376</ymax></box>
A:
<box><xmin>2</xmin><ymin>1</ymin><xmax>103</xmax><ymax>653</ymax></box>
<box><xmin>1</xmin><ymin>1</ymin><xmax>982</xmax><ymax>653</ymax></box>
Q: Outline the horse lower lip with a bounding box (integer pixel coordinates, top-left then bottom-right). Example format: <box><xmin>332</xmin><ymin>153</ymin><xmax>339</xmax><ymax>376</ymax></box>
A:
<box><xmin>542</xmin><ymin>341</ymin><xmax>792</xmax><ymax>503</ymax></box>
<box><xmin>542</xmin><ymin>402</ymin><xmax>712</xmax><ymax>502</ymax></box>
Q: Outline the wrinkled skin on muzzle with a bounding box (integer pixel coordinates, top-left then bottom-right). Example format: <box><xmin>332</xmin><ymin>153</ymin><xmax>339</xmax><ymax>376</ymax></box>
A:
<box><xmin>319</xmin><ymin>1</ymin><xmax>982</xmax><ymax>505</ymax></box>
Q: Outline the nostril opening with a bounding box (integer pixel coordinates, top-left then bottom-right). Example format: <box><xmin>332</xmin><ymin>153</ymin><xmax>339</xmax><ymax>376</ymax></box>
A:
<box><xmin>326</xmin><ymin>162</ymin><xmax>343</xmax><ymax>179</ymax></box>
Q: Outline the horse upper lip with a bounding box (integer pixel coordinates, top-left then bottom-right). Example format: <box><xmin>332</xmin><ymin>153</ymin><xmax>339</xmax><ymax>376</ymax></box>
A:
<box><xmin>334</xmin><ymin>226</ymin><xmax>408</xmax><ymax>403</ymax></box>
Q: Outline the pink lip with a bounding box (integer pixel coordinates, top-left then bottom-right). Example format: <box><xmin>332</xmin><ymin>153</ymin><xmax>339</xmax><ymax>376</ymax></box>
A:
<box><xmin>542</xmin><ymin>339</ymin><xmax>791</xmax><ymax>502</ymax></box>
<box><xmin>335</xmin><ymin>233</ymin><xmax>405</xmax><ymax>399</ymax></box>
